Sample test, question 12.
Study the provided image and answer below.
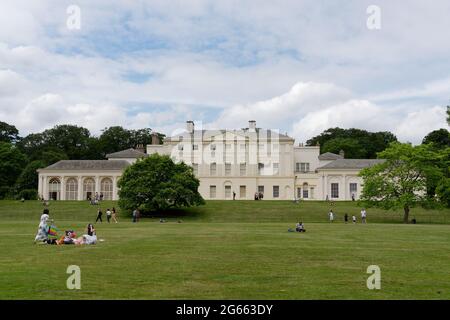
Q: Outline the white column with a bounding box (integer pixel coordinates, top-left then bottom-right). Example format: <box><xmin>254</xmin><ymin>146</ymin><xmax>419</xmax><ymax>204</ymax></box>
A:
<box><xmin>43</xmin><ymin>175</ymin><xmax>48</xmax><ymax>200</ymax></box>
<box><xmin>38</xmin><ymin>175</ymin><xmax>43</xmax><ymax>199</ymax></box>
<box><xmin>78</xmin><ymin>176</ymin><xmax>83</xmax><ymax>201</ymax></box>
<box><xmin>113</xmin><ymin>176</ymin><xmax>118</xmax><ymax>200</ymax></box>
<box><xmin>60</xmin><ymin>176</ymin><xmax>66</xmax><ymax>200</ymax></box>
<box><xmin>343</xmin><ymin>175</ymin><xmax>347</xmax><ymax>200</ymax></box>
<box><xmin>324</xmin><ymin>175</ymin><xmax>328</xmax><ymax>200</ymax></box>
<box><xmin>95</xmin><ymin>176</ymin><xmax>100</xmax><ymax>195</ymax></box>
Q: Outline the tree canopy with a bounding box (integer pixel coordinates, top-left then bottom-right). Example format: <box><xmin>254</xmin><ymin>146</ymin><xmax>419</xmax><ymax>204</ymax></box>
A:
<box><xmin>306</xmin><ymin>127</ymin><xmax>397</xmax><ymax>159</ymax></box>
<box><xmin>422</xmin><ymin>128</ymin><xmax>450</xmax><ymax>149</ymax></box>
<box><xmin>0</xmin><ymin>121</ymin><xmax>19</xmax><ymax>143</ymax></box>
<box><xmin>118</xmin><ymin>154</ymin><xmax>205</xmax><ymax>212</ymax></box>
<box><xmin>359</xmin><ymin>142</ymin><xmax>447</xmax><ymax>223</ymax></box>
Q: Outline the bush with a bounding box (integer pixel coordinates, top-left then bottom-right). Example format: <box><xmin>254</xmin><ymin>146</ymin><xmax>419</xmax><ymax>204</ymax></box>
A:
<box><xmin>19</xmin><ymin>189</ymin><xmax>38</xmax><ymax>200</ymax></box>
<box><xmin>0</xmin><ymin>186</ymin><xmax>14</xmax><ymax>200</ymax></box>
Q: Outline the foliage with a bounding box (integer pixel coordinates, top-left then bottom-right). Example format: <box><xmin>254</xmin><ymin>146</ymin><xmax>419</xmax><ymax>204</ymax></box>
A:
<box><xmin>360</xmin><ymin>142</ymin><xmax>444</xmax><ymax>223</ymax></box>
<box><xmin>118</xmin><ymin>154</ymin><xmax>205</xmax><ymax>212</ymax></box>
<box><xmin>15</xmin><ymin>160</ymin><xmax>47</xmax><ymax>191</ymax></box>
<box><xmin>306</xmin><ymin>127</ymin><xmax>397</xmax><ymax>158</ymax></box>
<box><xmin>422</xmin><ymin>128</ymin><xmax>450</xmax><ymax>149</ymax></box>
<box><xmin>0</xmin><ymin>121</ymin><xmax>19</xmax><ymax>143</ymax></box>
<box><xmin>0</xmin><ymin>142</ymin><xmax>28</xmax><ymax>189</ymax></box>
<box><xmin>18</xmin><ymin>189</ymin><xmax>38</xmax><ymax>200</ymax></box>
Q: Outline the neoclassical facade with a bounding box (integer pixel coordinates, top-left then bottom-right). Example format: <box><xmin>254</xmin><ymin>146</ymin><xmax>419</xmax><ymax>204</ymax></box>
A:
<box><xmin>38</xmin><ymin>121</ymin><xmax>383</xmax><ymax>201</ymax></box>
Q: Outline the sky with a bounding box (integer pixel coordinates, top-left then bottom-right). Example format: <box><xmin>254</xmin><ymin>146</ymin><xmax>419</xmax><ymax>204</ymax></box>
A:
<box><xmin>0</xmin><ymin>0</ymin><xmax>449</xmax><ymax>144</ymax></box>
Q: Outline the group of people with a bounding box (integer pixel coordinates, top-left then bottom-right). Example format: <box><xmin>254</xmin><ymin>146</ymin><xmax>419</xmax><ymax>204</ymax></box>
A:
<box><xmin>34</xmin><ymin>209</ymin><xmax>97</xmax><ymax>245</ymax></box>
<box><xmin>89</xmin><ymin>192</ymin><xmax>104</xmax><ymax>205</ymax></box>
<box><xmin>328</xmin><ymin>208</ymin><xmax>367</xmax><ymax>224</ymax></box>
<box><xmin>254</xmin><ymin>192</ymin><xmax>264</xmax><ymax>200</ymax></box>
<box><xmin>95</xmin><ymin>207</ymin><xmax>119</xmax><ymax>223</ymax></box>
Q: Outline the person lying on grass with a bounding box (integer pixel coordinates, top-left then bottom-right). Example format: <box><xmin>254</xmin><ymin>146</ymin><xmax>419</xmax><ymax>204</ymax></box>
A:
<box><xmin>74</xmin><ymin>223</ymin><xmax>97</xmax><ymax>245</ymax></box>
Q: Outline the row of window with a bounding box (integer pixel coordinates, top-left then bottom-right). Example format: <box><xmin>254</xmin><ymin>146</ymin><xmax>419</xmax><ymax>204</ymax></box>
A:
<box><xmin>209</xmin><ymin>185</ymin><xmax>280</xmax><ymax>199</ymax></box>
<box><xmin>329</xmin><ymin>182</ymin><xmax>358</xmax><ymax>199</ymax></box>
<box><xmin>178</xmin><ymin>143</ymin><xmax>280</xmax><ymax>151</ymax></box>
<box><xmin>47</xmin><ymin>177</ymin><xmax>114</xmax><ymax>201</ymax></box>
<box><xmin>191</xmin><ymin>163</ymin><xmax>280</xmax><ymax>176</ymax></box>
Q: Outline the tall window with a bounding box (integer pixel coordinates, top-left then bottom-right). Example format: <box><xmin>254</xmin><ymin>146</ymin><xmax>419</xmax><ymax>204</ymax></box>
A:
<box><xmin>273</xmin><ymin>186</ymin><xmax>280</xmax><ymax>198</ymax></box>
<box><xmin>331</xmin><ymin>183</ymin><xmax>339</xmax><ymax>198</ymax></box>
<box><xmin>48</xmin><ymin>178</ymin><xmax>61</xmax><ymax>200</ymax></box>
<box><xmin>210</xmin><ymin>144</ymin><xmax>216</xmax><ymax>158</ymax></box>
<box><xmin>273</xmin><ymin>163</ymin><xmax>279</xmax><ymax>175</ymax></box>
<box><xmin>240</xmin><ymin>163</ymin><xmax>246</xmax><ymax>176</ymax></box>
<box><xmin>258</xmin><ymin>185</ymin><xmax>265</xmax><ymax>195</ymax></box>
<box><xmin>350</xmin><ymin>183</ymin><xmax>357</xmax><ymax>195</ymax></box>
<box><xmin>65</xmin><ymin>178</ymin><xmax>78</xmax><ymax>200</ymax></box>
<box><xmin>101</xmin><ymin>178</ymin><xmax>113</xmax><ymax>200</ymax></box>
<box><xmin>302</xmin><ymin>183</ymin><xmax>309</xmax><ymax>199</ymax></box>
<box><xmin>297</xmin><ymin>187</ymin><xmax>302</xmax><ymax>199</ymax></box>
<box><xmin>209</xmin><ymin>185</ymin><xmax>216</xmax><ymax>199</ymax></box>
<box><xmin>239</xmin><ymin>185</ymin><xmax>246</xmax><ymax>199</ymax></box>
<box><xmin>258</xmin><ymin>163</ymin><xmax>264</xmax><ymax>175</ymax></box>
<box><xmin>210</xmin><ymin>163</ymin><xmax>217</xmax><ymax>176</ymax></box>
<box><xmin>296</xmin><ymin>163</ymin><xmax>310</xmax><ymax>172</ymax></box>
<box><xmin>83</xmin><ymin>178</ymin><xmax>95</xmax><ymax>200</ymax></box>
<box><xmin>225</xmin><ymin>163</ymin><xmax>232</xmax><ymax>176</ymax></box>
<box><xmin>192</xmin><ymin>144</ymin><xmax>198</xmax><ymax>151</ymax></box>
<box><xmin>225</xmin><ymin>186</ymin><xmax>232</xmax><ymax>199</ymax></box>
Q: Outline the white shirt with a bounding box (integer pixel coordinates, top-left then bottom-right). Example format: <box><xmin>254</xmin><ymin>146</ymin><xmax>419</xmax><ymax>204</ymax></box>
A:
<box><xmin>329</xmin><ymin>212</ymin><xmax>334</xmax><ymax>220</ymax></box>
<box><xmin>361</xmin><ymin>210</ymin><xmax>366</xmax><ymax>218</ymax></box>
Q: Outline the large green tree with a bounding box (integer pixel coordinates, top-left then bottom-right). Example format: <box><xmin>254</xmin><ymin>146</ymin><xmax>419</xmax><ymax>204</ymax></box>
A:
<box><xmin>422</xmin><ymin>128</ymin><xmax>450</xmax><ymax>149</ymax></box>
<box><xmin>360</xmin><ymin>142</ymin><xmax>444</xmax><ymax>223</ymax></box>
<box><xmin>118</xmin><ymin>154</ymin><xmax>204</xmax><ymax>212</ymax></box>
<box><xmin>14</xmin><ymin>160</ymin><xmax>47</xmax><ymax>191</ymax></box>
<box><xmin>0</xmin><ymin>121</ymin><xmax>19</xmax><ymax>143</ymax></box>
<box><xmin>0</xmin><ymin>142</ymin><xmax>28</xmax><ymax>190</ymax></box>
<box><xmin>306</xmin><ymin>128</ymin><xmax>397</xmax><ymax>158</ymax></box>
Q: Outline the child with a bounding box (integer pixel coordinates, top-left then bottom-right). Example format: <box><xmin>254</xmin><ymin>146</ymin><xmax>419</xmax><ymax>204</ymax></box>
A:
<box><xmin>106</xmin><ymin>208</ymin><xmax>112</xmax><ymax>223</ymax></box>
<box><xmin>344</xmin><ymin>213</ymin><xmax>348</xmax><ymax>224</ymax></box>
<box><xmin>352</xmin><ymin>215</ymin><xmax>357</xmax><ymax>224</ymax></box>
<box><xmin>329</xmin><ymin>210</ymin><xmax>334</xmax><ymax>223</ymax></box>
<box><xmin>296</xmin><ymin>221</ymin><xmax>306</xmax><ymax>233</ymax></box>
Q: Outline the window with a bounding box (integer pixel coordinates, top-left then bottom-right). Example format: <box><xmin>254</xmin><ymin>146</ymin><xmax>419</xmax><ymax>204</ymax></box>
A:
<box><xmin>101</xmin><ymin>178</ymin><xmax>113</xmax><ymax>200</ymax></box>
<box><xmin>225</xmin><ymin>144</ymin><xmax>232</xmax><ymax>152</ymax></box>
<box><xmin>240</xmin><ymin>163</ymin><xmax>246</xmax><ymax>176</ymax></box>
<box><xmin>178</xmin><ymin>144</ymin><xmax>184</xmax><ymax>151</ymax></box>
<box><xmin>331</xmin><ymin>183</ymin><xmax>339</xmax><ymax>198</ymax></box>
<box><xmin>273</xmin><ymin>186</ymin><xmax>280</xmax><ymax>198</ymax></box>
<box><xmin>225</xmin><ymin>185</ymin><xmax>232</xmax><ymax>198</ymax></box>
<box><xmin>302</xmin><ymin>183</ymin><xmax>309</xmax><ymax>199</ymax></box>
<box><xmin>240</xmin><ymin>144</ymin><xmax>247</xmax><ymax>151</ymax></box>
<box><xmin>210</xmin><ymin>185</ymin><xmax>216</xmax><ymax>198</ymax></box>
<box><xmin>48</xmin><ymin>178</ymin><xmax>61</xmax><ymax>200</ymax></box>
<box><xmin>65</xmin><ymin>178</ymin><xmax>78</xmax><ymax>200</ymax></box>
<box><xmin>240</xmin><ymin>185</ymin><xmax>246</xmax><ymax>198</ymax></box>
<box><xmin>296</xmin><ymin>162</ymin><xmax>310</xmax><ymax>172</ymax></box>
<box><xmin>83</xmin><ymin>178</ymin><xmax>95</xmax><ymax>200</ymax></box>
<box><xmin>225</xmin><ymin>163</ymin><xmax>231</xmax><ymax>176</ymax></box>
<box><xmin>297</xmin><ymin>187</ymin><xmax>302</xmax><ymax>199</ymax></box>
<box><xmin>210</xmin><ymin>163</ymin><xmax>217</xmax><ymax>176</ymax></box>
<box><xmin>258</xmin><ymin>163</ymin><xmax>264</xmax><ymax>175</ymax></box>
<box><xmin>258</xmin><ymin>185</ymin><xmax>265</xmax><ymax>194</ymax></box>
<box><xmin>273</xmin><ymin>163</ymin><xmax>279</xmax><ymax>175</ymax></box>
<box><xmin>210</xmin><ymin>144</ymin><xmax>216</xmax><ymax>150</ymax></box>
<box><xmin>350</xmin><ymin>183</ymin><xmax>357</xmax><ymax>194</ymax></box>
<box><xmin>310</xmin><ymin>187</ymin><xmax>315</xmax><ymax>199</ymax></box>
<box><xmin>192</xmin><ymin>163</ymin><xmax>198</xmax><ymax>175</ymax></box>
<box><xmin>192</xmin><ymin>144</ymin><xmax>198</xmax><ymax>150</ymax></box>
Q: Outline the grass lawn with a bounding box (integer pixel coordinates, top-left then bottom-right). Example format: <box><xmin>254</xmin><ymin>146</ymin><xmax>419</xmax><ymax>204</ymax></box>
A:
<box><xmin>1</xmin><ymin>200</ymin><xmax>450</xmax><ymax>299</ymax></box>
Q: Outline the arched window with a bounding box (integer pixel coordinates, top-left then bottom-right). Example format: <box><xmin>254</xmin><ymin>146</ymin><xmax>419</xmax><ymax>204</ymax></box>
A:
<box><xmin>101</xmin><ymin>178</ymin><xmax>113</xmax><ymax>200</ymax></box>
<box><xmin>302</xmin><ymin>183</ymin><xmax>309</xmax><ymax>199</ymax></box>
<box><xmin>48</xmin><ymin>178</ymin><xmax>61</xmax><ymax>200</ymax></box>
<box><xmin>66</xmin><ymin>178</ymin><xmax>78</xmax><ymax>200</ymax></box>
<box><xmin>83</xmin><ymin>178</ymin><xmax>95</xmax><ymax>200</ymax></box>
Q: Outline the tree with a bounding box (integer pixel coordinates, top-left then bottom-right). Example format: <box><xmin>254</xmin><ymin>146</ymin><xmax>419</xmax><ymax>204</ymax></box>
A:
<box><xmin>422</xmin><ymin>129</ymin><xmax>450</xmax><ymax>149</ymax></box>
<box><xmin>360</xmin><ymin>142</ymin><xmax>443</xmax><ymax>223</ymax></box>
<box><xmin>306</xmin><ymin>127</ymin><xmax>397</xmax><ymax>158</ymax></box>
<box><xmin>15</xmin><ymin>160</ymin><xmax>46</xmax><ymax>191</ymax></box>
<box><xmin>0</xmin><ymin>121</ymin><xmax>20</xmax><ymax>143</ymax></box>
<box><xmin>98</xmin><ymin>126</ymin><xmax>133</xmax><ymax>157</ymax></box>
<box><xmin>0</xmin><ymin>142</ymin><xmax>28</xmax><ymax>189</ymax></box>
<box><xmin>44</xmin><ymin>125</ymin><xmax>92</xmax><ymax>159</ymax></box>
<box><xmin>447</xmin><ymin>105</ymin><xmax>450</xmax><ymax>126</ymax></box>
<box><xmin>118</xmin><ymin>154</ymin><xmax>205</xmax><ymax>212</ymax></box>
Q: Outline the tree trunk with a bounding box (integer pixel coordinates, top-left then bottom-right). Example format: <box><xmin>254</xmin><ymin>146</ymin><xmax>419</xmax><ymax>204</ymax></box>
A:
<box><xmin>403</xmin><ymin>206</ymin><xmax>410</xmax><ymax>224</ymax></box>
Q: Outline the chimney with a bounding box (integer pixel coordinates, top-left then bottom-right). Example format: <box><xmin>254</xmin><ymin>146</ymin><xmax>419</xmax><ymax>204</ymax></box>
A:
<box><xmin>151</xmin><ymin>133</ymin><xmax>160</xmax><ymax>145</ymax></box>
<box><xmin>339</xmin><ymin>149</ymin><xmax>345</xmax><ymax>158</ymax></box>
<box><xmin>186</xmin><ymin>121</ymin><xmax>195</xmax><ymax>134</ymax></box>
<box><xmin>136</xmin><ymin>144</ymin><xmax>146</xmax><ymax>153</ymax></box>
<box><xmin>248</xmin><ymin>120</ymin><xmax>256</xmax><ymax>131</ymax></box>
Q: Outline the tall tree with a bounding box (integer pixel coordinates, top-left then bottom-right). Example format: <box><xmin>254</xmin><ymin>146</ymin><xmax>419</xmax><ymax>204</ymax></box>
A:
<box><xmin>0</xmin><ymin>142</ymin><xmax>28</xmax><ymax>189</ymax></box>
<box><xmin>360</xmin><ymin>142</ymin><xmax>443</xmax><ymax>223</ymax></box>
<box><xmin>98</xmin><ymin>126</ymin><xmax>133</xmax><ymax>156</ymax></box>
<box><xmin>306</xmin><ymin>127</ymin><xmax>397</xmax><ymax>159</ymax></box>
<box><xmin>0</xmin><ymin>121</ymin><xmax>20</xmax><ymax>143</ymax></box>
<box><xmin>422</xmin><ymin>129</ymin><xmax>450</xmax><ymax>149</ymax></box>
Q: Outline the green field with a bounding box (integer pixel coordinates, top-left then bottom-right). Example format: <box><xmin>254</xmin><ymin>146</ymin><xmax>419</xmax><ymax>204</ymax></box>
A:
<box><xmin>1</xmin><ymin>200</ymin><xmax>450</xmax><ymax>300</ymax></box>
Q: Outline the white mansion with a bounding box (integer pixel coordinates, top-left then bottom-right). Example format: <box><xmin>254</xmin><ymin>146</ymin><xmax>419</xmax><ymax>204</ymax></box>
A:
<box><xmin>37</xmin><ymin>120</ymin><xmax>383</xmax><ymax>201</ymax></box>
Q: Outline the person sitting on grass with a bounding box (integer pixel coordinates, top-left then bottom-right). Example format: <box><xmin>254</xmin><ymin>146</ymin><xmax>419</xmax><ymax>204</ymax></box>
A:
<box><xmin>296</xmin><ymin>221</ymin><xmax>306</xmax><ymax>232</ymax></box>
<box><xmin>75</xmin><ymin>224</ymin><xmax>97</xmax><ymax>245</ymax></box>
<box><xmin>35</xmin><ymin>209</ymin><xmax>51</xmax><ymax>243</ymax></box>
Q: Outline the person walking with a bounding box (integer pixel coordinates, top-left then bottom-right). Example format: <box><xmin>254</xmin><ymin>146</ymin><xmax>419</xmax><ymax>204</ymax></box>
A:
<box><xmin>95</xmin><ymin>208</ymin><xmax>103</xmax><ymax>223</ymax></box>
<box><xmin>233</xmin><ymin>191</ymin><xmax>236</xmax><ymax>200</ymax></box>
<box><xmin>132</xmin><ymin>209</ymin><xmax>138</xmax><ymax>223</ymax></box>
<box><xmin>106</xmin><ymin>208</ymin><xmax>112</xmax><ymax>223</ymax></box>
<box><xmin>344</xmin><ymin>213</ymin><xmax>349</xmax><ymax>224</ymax></box>
<box><xmin>329</xmin><ymin>210</ymin><xmax>334</xmax><ymax>223</ymax></box>
<box><xmin>361</xmin><ymin>208</ymin><xmax>367</xmax><ymax>224</ymax></box>
<box><xmin>111</xmin><ymin>207</ymin><xmax>118</xmax><ymax>223</ymax></box>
